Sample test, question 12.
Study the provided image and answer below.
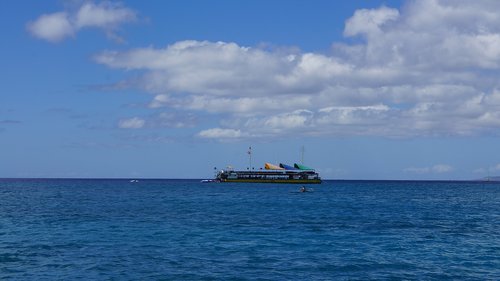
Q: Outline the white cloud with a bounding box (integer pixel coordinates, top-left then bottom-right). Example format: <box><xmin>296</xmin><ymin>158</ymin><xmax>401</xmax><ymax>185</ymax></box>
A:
<box><xmin>344</xmin><ymin>6</ymin><xmax>399</xmax><ymax>37</ymax></box>
<box><xmin>198</xmin><ymin>128</ymin><xmax>246</xmax><ymax>139</ymax></box>
<box><xmin>26</xmin><ymin>12</ymin><xmax>73</xmax><ymax>42</ymax></box>
<box><xmin>264</xmin><ymin>110</ymin><xmax>312</xmax><ymax>129</ymax></box>
<box><xmin>95</xmin><ymin>0</ymin><xmax>500</xmax><ymax>140</ymax></box>
<box><xmin>148</xmin><ymin>94</ymin><xmax>312</xmax><ymax>115</ymax></box>
<box><xmin>75</xmin><ymin>2</ymin><xmax>136</xmax><ymax>28</ymax></box>
<box><xmin>27</xmin><ymin>1</ymin><xmax>136</xmax><ymax>43</ymax></box>
<box><xmin>118</xmin><ymin>117</ymin><xmax>145</xmax><ymax>129</ymax></box>
<box><xmin>95</xmin><ymin>40</ymin><xmax>294</xmax><ymax>97</ymax></box>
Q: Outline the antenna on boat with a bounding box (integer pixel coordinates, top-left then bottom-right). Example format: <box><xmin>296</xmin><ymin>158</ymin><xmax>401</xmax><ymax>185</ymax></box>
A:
<box><xmin>247</xmin><ymin>146</ymin><xmax>252</xmax><ymax>170</ymax></box>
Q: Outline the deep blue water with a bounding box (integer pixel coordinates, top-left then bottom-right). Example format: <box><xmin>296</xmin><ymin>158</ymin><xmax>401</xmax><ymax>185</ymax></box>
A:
<box><xmin>0</xmin><ymin>179</ymin><xmax>499</xmax><ymax>280</ymax></box>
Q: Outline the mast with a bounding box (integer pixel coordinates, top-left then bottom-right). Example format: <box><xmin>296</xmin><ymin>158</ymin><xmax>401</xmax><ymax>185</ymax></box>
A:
<box><xmin>247</xmin><ymin>146</ymin><xmax>252</xmax><ymax>170</ymax></box>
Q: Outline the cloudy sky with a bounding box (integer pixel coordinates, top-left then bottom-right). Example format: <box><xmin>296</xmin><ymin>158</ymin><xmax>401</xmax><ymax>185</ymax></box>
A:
<box><xmin>2</xmin><ymin>0</ymin><xmax>500</xmax><ymax>179</ymax></box>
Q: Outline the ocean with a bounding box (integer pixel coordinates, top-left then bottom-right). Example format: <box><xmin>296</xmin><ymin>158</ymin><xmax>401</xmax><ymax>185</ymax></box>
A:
<box><xmin>0</xmin><ymin>179</ymin><xmax>499</xmax><ymax>280</ymax></box>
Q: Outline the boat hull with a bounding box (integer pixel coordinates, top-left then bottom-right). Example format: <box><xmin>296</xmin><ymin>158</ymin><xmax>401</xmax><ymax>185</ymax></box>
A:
<box><xmin>215</xmin><ymin>169</ymin><xmax>322</xmax><ymax>184</ymax></box>
<box><xmin>219</xmin><ymin>179</ymin><xmax>321</xmax><ymax>184</ymax></box>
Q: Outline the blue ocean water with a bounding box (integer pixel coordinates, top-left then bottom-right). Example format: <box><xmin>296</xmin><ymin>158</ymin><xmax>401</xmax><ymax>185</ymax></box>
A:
<box><xmin>0</xmin><ymin>179</ymin><xmax>499</xmax><ymax>280</ymax></box>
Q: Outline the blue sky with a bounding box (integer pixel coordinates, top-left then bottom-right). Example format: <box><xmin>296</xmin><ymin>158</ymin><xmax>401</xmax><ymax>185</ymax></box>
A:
<box><xmin>2</xmin><ymin>0</ymin><xmax>500</xmax><ymax>180</ymax></box>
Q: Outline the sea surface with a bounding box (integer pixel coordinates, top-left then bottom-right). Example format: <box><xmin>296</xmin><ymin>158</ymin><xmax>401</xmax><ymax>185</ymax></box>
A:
<box><xmin>0</xmin><ymin>179</ymin><xmax>499</xmax><ymax>280</ymax></box>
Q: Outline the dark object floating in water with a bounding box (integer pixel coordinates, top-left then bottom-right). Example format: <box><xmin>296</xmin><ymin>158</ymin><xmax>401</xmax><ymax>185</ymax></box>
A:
<box><xmin>299</xmin><ymin>186</ymin><xmax>314</xmax><ymax>192</ymax></box>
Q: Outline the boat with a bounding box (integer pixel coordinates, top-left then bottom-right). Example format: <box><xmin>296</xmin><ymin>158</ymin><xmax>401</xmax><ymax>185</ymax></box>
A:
<box><xmin>215</xmin><ymin>162</ymin><xmax>321</xmax><ymax>184</ymax></box>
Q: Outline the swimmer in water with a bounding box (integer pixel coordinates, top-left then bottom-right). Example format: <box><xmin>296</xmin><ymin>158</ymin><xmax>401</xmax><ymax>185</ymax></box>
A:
<box><xmin>300</xmin><ymin>186</ymin><xmax>307</xmax><ymax>192</ymax></box>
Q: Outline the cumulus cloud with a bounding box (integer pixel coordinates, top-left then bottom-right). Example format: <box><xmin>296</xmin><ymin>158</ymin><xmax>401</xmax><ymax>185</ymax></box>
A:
<box><xmin>197</xmin><ymin>128</ymin><xmax>246</xmax><ymax>139</ymax></box>
<box><xmin>343</xmin><ymin>6</ymin><xmax>399</xmax><ymax>37</ymax></box>
<box><xmin>27</xmin><ymin>1</ymin><xmax>136</xmax><ymax>42</ymax></box>
<box><xmin>95</xmin><ymin>0</ymin><xmax>500</xmax><ymax>139</ymax></box>
<box><xmin>26</xmin><ymin>12</ymin><xmax>74</xmax><ymax>42</ymax></box>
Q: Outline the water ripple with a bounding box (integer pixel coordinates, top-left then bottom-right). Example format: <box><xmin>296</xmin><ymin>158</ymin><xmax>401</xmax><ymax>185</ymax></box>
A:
<box><xmin>0</xmin><ymin>179</ymin><xmax>499</xmax><ymax>279</ymax></box>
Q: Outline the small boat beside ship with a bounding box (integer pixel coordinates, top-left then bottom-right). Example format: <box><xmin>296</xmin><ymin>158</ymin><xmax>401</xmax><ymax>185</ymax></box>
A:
<box><xmin>215</xmin><ymin>162</ymin><xmax>321</xmax><ymax>184</ymax></box>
